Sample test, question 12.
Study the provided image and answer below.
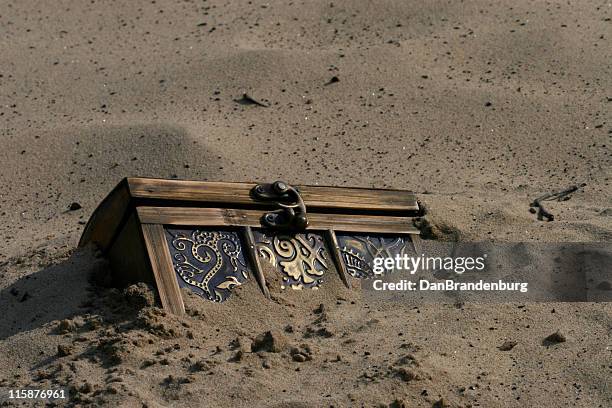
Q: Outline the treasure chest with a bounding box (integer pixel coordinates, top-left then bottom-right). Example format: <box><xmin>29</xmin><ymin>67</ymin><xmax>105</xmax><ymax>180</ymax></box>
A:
<box><xmin>79</xmin><ymin>178</ymin><xmax>422</xmax><ymax>314</ymax></box>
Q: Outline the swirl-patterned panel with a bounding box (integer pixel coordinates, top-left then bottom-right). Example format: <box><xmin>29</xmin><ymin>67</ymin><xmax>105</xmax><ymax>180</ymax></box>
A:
<box><xmin>164</xmin><ymin>228</ymin><xmax>250</xmax><ymax>302</ymax></box>
<box><xmin>253</xmin><ymin>231</ymin><xmax>329</xmax><ymax>290</ymax></box>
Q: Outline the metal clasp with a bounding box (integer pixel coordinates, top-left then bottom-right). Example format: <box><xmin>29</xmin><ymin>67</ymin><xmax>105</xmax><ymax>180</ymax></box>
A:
<box><xmin>251</xmin><ymin>181</ymin><xmax>308</xmax><ymax>231</ymax></box>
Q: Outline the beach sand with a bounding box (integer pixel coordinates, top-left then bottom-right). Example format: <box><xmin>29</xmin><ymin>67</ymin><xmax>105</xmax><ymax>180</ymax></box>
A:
<box><xmin>0</xmin><ymin>0</ymin><xmax>610</xmax><ymax>406</ymax></box>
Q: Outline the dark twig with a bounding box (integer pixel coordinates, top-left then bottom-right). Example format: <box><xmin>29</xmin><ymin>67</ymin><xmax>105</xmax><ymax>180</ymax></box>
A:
<box><xmin>529</xmin><ymin>183</ymin><xmax>586</xmax><ymax>221</ymax></box>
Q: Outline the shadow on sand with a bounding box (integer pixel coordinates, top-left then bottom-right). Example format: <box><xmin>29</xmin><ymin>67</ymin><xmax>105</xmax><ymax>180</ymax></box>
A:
<box><xmin>0</xmin><ymin>249</ymin><xmax>99</xmax><ymax>340</ymax></box>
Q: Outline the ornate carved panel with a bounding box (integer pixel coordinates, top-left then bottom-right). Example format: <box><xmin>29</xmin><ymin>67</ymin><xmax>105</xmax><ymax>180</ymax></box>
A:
<box><xmin>164</xmin><ymin>228</ymin><xmax>249</xmax><ymax>302</ymax></box>
<box><xmin>336</xmin><ymin>234</ymin><xmax>411</xmax><ymax>279</ymax></box>
<box><xmin>253</xmin><ymin>231</ymin><xmax>329</xmax><ymax>290</ymax></box>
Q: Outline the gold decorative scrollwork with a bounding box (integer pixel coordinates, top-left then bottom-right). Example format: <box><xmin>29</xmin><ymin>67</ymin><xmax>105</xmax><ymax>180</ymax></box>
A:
<box><xmin>165</xmin><ymin>229</ymin><xmax>249</xmax><ymax>302</ymax></box>
<box><xmin>255</xmin><ymin>232</ymin><xmax>328</xmax><ymax>290</ymax></box>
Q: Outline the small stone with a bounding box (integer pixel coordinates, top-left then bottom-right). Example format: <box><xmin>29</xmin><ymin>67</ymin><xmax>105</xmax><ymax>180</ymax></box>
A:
<box><xmin>229</xmin><ymin>350</ymin><xmax>244</xmax><ymax>362</ymax></box>
<box><xmin>124</xmin><ymin>283</ymin><xmax>156</xmax><ymax>308</ymax></box>
<box><xmin>86</xmin><ymin>316</ymin><xmax>103</xmax><ymax>330</ymax></box>
<box><xmin>68</xmin><ymin>202</ymin><xmax>82</xmax><ymax>211</ymax></box>
<box><xmin>105</xmin><ymin>386</ymin><xmax>118</xmax><ymax>395</ymax></box>
<box><xmin>262</xmin><ymin>360</ymin><xmax>271</xmax><ymax>369</ymax></box>
<box><xmin>236</xmin><ymin>336</ymin><xmax>253</xmax><ymax>353</ymax></box>
<box><xmin>316</xmin><ymin>327</ymin><xmax>334</xmax><ymax>338</ymax></box>
<box><xmin>79</xmin><ymin>382</ymin><xmax>93</xmax><ymax>394</ymax></box>
<box><xmin>389</xmin><ymin>398</ymin><xmax>408</xmax><ymax>408</ymax></box>
<box><xmin>57</xmin><ymin>344</ymin><xmax>73</xmax><ymax>357</ymax></box>
<box><xmin>394</xmin><ymin>354</ymin><xmax>418</xmax><ymax>366</ymax></box>
<box><xmin>432</xmin><ymin>398</ymin><xmax>449</xmax><ymax>408</ymax></box>
<box><xmin>191</xmin><ymin>359</ymin><xmax>214</xmax><ymax>372</ymax></box>
<box><xmin>313</xmin><ymin>304</ymin><xmax>325</xmax><ymax>314</ymax></box>
<box><xmin>394</xmin><ymin>367</ymin><xmax>419</xmax><ymax>382</ymax></box>
<box><xmin>235</xmin><ymin>93</ymin><xmax>269</xmax><ymax>107</ymax></box>
<box><xmin>290</xmin><ymin>345</ymin><xmax>313</xmax><ymax>362</ymax></box>
<box><xmin>292</xmin><ymin>353</ymin><xmax>307</xmax><ymax>362</ymax></box>
<box><xmin>543</xmin><ymin>330</ymin><xmax>567</xmax><ymax>345</ymax></box>
<box><xmin>56</xmin><ymin>319</ymin><xmax>76</xmax><ymax>334</ymax></box>
<box><xmin>498</xmin><ymin>341</ymin><xmax>517</xmax><ymax>351</ymax></box>
<box><xmin>140</xmin><ymin>359</ymin><xmax>156</xmax><ymax>369</ymax></box>
<box><xmin>252</xmin><ymin>330</ymin><xmax>290</xmax><ymax>353</ymax></box>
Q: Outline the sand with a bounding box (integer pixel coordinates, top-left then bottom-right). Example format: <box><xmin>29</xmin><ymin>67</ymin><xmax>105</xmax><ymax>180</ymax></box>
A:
<box><xmin>0</xmin><ymin>0</ymin><xmax>610</xmax><ymax>406</ymax></box>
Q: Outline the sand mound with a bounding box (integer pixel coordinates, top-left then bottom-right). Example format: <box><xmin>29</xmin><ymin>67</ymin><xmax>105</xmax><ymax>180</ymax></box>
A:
<box><xmin>0</xmin><ymin>245</ymin><xmax>610</xmax><ymax>406</ymax></box>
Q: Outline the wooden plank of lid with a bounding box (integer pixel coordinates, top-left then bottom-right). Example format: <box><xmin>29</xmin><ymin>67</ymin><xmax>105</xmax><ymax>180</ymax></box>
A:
<box><xmin>127</xmin><ymin>177</ymin><xmax>419</xmax><ymax>212</ymax></box>
<box><xmin>136</xmin><ymin>206</ymin><xmax>420</xmax><ymax>234</ymax></box>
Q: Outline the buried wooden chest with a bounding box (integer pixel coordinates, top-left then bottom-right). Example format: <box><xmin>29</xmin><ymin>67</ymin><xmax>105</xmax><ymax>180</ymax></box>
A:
<box><xmin>79</xmin><ymin>178</ymin><xmax>422</xmax><ymax>315</ymax></box>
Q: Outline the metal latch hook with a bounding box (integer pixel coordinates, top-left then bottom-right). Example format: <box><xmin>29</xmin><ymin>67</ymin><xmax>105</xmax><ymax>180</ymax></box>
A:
<box><xmin>251</xmin><ymin>181</ymin><xmax>308</xmax><ymax>230</ymax></box>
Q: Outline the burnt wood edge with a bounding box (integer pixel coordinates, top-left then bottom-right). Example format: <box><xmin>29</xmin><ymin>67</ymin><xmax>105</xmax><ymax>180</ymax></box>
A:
<box><xmin>141</xmin><ymin>223</ymin><xmax>185</xmax><ymax>315</ymax></box>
